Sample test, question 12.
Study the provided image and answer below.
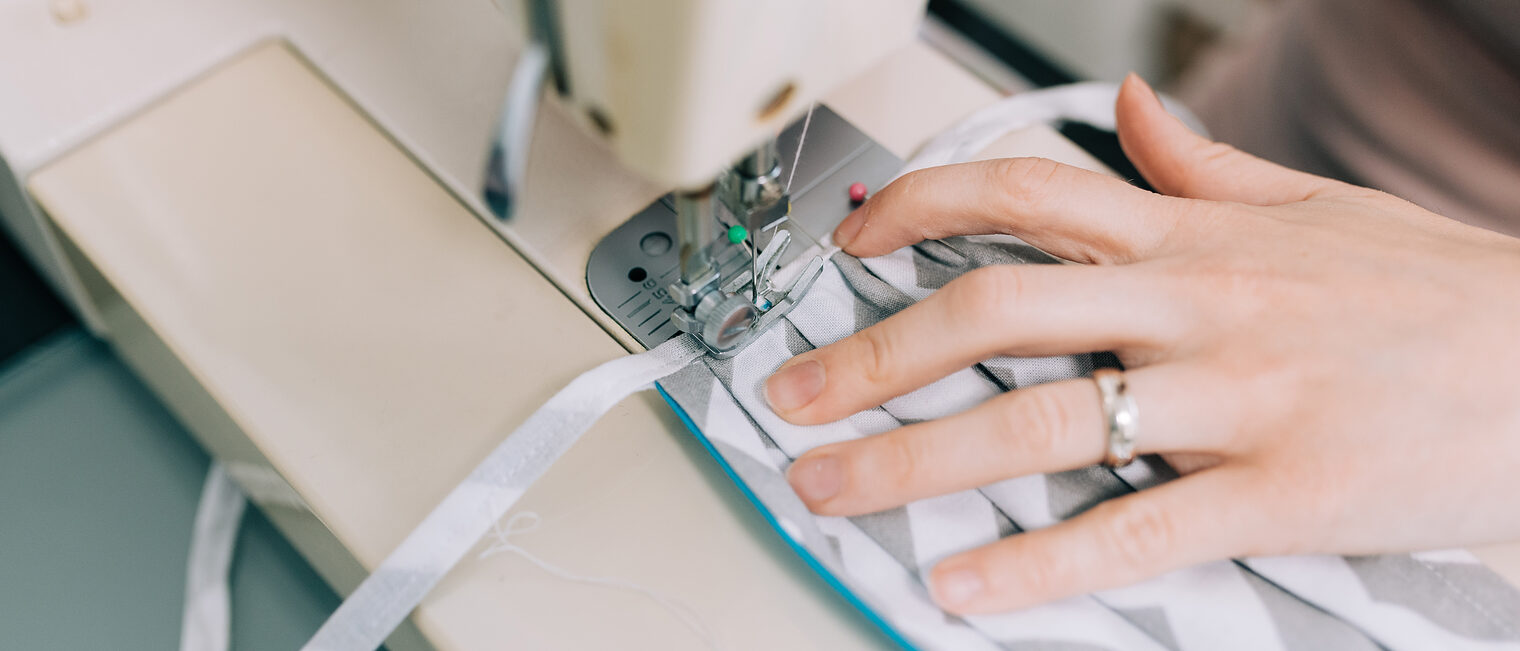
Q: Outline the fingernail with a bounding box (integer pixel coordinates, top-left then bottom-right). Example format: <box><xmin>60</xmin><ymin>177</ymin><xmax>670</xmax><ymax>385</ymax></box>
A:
<box><xmin>765</xmin><ymin>359</ymin><xmax>825</xmax><ymax>413</ymax></box>
<box><xmin>933</xmin><ymin>568</ymin><xmax>985</xmax><ymax>609</ymax></box>
<box><xmin>833</xmin><ymin>210</ymin><xmax>864</xmax><ymax>249</ymax></box>
<box><xmin>787</xmin><ymin>454</ymin><xmax>845</xmax><ymax>503</ymax></box>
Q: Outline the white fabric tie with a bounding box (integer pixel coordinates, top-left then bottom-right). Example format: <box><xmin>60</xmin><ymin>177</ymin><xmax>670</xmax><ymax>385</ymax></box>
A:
<box><xmin>303</xmin><ymin>335</ymin><xmax>703</xmax><ymax>651</ymax></box>
<box><xmin>180</xmin><ymin>462</ymin><xmax>246</xmax><ymax>651</ymax></box>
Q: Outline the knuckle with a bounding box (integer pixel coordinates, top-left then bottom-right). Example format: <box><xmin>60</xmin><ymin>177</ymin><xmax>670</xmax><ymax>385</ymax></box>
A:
<box><xmin>851</xmin><ymin>325</ymin><xmax>901</xmax><ymax>386</ymax></box>
<box><xmin>1181</xmin><ymin>142</ymin><xmax>1242</xmax><ymax>196</ymax></box>
<box><xmin>894</xmin><ymin>167</ymin><xmax>927</xmax><ymax>200</ymax></box>
<box><xmin>853</xmin><ymin>193</ymin><xmax>877</xmax><ymax>224</ymax></box>
<box><xmin>1007</xmin><ymin>540</ymin><xmax>1065</xmax><ymax>597</ymax></box>
<box><xmin>1097</xmin><ymin>498</ymin><xmax>1177</xmax><ymax>569</ymax></box>
<box><xmin>887</xmin><ymin>170</ymin><xmax>929</xmax><ymax>234</ymax></box>
<box><xmin>1196</xmin><ymin>141</ymin><xmax>1240</xmax><ymax>168</ymax></box>
<box><xmin>990</xmin><ymin>157</ymin><xmax>1062</xmax><ymax>211</ymax></box>
<box><xmin>876</xmin><ymin>432</ymin><xmax>922</xmax><ymax>488</ymax></box>
<box><xmin>861</xmin><ymin>170</ymin><xmax>920</xmax><ymax>235</ymax></box>
<box><xmin>948</xmin><ymin>266</ymin><xmax>1023</xmax><ymax>325</ymax></box>
<box><xmin>1151</xmin><ymin>197</ymin><xmax>1212</xmax><ymax>246</ymax></box>
<box><xmin>1002</xmin><ymin>389</ymin><xmax>1066</xmax><ymax>459</ymax></box>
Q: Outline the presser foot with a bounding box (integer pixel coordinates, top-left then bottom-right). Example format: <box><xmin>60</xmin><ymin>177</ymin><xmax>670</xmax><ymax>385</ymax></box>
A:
<box><xmin>668</xmin><ymin>230</ymin><xmax>825</xmax><ymax>358</ymax></box>
<box><xmin>585</xmin><ymin>105</ymin><xmax>902</xmax><ymax>353</ymax></box>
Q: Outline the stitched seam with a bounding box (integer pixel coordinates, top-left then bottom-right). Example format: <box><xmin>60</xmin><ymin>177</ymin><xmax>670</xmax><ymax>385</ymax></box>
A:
<box><xmin>1415</xmin><ymin>557</ymin><xmax>1516</xmax><ymax>638</ymax></box>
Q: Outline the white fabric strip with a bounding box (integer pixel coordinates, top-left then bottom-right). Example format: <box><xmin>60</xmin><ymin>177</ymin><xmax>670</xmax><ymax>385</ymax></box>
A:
<box><xmin>224</xmin><ymin>461</ymin><xmax>311</xmax><ymax>512</ymax></box>
<box><xmin>181</xmin><ymin>462</ymin><xmax>247</xmax><ymax>651</ymax></box>
<box><xmin>898</xmin><ymin>82</ymin><xmax>1206</xmax><ymax>180</ymax></box>
<box><xmin>303</xmin><ymin>335</ymin><xmax>703</xmax><ymax>651</ymax></box>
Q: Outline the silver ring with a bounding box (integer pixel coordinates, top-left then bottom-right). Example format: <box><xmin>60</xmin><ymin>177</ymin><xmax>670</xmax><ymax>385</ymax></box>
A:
<box><xmin>1093</xmin><ymin>368</ymin><xmax>1139</xmax><ymax>468</ymax></box>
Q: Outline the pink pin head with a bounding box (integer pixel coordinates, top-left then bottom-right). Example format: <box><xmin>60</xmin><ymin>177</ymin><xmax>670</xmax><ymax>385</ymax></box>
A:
<box><xmin>848</xmin><ymin>182</ymin><xmax>868</xmax><ymax>204</ymax></box>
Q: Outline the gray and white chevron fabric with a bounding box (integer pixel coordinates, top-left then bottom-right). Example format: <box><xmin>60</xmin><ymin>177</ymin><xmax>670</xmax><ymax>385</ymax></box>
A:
<box><xmin>657</xmin><ymin>235</ymin><xmax>1520</xmax><ymax>650</ymax></box>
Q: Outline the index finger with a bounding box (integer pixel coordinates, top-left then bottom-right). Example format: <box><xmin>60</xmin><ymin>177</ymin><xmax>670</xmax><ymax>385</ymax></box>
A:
<box><xmin>833</xmin><ymin>157</ymin><xmax>1191</xmax><ymax>264</ymax></box>
<box><xmin>764</xmin><ymin>263</ymin><xmax>1182</xmax><ymax>426</ymax></box>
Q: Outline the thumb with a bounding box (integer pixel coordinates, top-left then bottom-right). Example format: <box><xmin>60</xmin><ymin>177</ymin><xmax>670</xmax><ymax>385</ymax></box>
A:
<box><xmin>1115</xmin><ymin>73</ymin><xmax>1345</xmax><ymax>205</ymax></box>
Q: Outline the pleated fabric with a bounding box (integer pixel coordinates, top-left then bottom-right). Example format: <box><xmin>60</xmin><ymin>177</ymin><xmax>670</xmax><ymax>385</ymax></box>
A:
<box><xmin>658</xmin><ymin>236</ymin><xmax>1520</xmax><ymax>650</ymax></box>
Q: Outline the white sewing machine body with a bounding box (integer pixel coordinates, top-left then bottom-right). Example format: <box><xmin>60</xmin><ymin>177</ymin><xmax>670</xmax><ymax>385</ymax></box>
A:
<box><xmin>533</xmin><ymin>0</ymin><xmax>922</xmax><ymax>189</ymax></box>
<box><xmin>6</xmin><ymin>1</ymin><xmax>1520</xmax><ymax>649</ymax></box>
<box><xmin>490</xmin><ymin>0</ymin><xmax>924</xmax><ymax>358</ymax></box>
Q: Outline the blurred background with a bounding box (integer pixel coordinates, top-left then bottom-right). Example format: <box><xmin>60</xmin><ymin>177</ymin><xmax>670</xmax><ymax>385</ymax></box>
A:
<box><xmin>943</xmin><ymin>0</ymin><xmax>1269</xmax><ymax>87</ymax></box>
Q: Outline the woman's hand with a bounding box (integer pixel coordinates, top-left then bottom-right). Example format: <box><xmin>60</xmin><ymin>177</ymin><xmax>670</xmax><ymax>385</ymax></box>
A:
<box><xmin>764</xmin><ymin>75</ymin><xmax>1520</xmax><ymax>614</ymax></box>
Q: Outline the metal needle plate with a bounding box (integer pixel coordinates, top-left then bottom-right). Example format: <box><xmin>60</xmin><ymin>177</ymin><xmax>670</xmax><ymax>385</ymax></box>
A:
<box><xmin>586</xmin><ymin>105</ymin><xmax>902</xmax><ymax>350</ymax></box>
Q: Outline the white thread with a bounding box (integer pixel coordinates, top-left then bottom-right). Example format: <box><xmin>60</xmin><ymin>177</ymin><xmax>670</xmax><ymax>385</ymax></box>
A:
<box><xmin>784</xmin><ymin>103</ymin><xmax>816</xmax><ymax>194</ymax></box>
<box><xmin>899</xmin><ymin>82</ymin><xmax>1207</xmax><ymax>182</ymax></box>
<box><xmin>480</xmin><ymin>512</ymin><xmax>722</xmax><ymax>650</ymax></box>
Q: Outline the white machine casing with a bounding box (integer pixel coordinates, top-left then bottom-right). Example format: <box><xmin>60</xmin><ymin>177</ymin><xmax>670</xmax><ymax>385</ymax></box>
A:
<box><xmin>549</xmin><ymin>0</ymin><xmax>926</xmax><ymax>189</ymax></box>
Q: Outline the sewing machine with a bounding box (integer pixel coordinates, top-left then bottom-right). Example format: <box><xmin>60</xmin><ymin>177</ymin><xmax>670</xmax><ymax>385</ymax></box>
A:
<box><xmin>5</xmin><ymin>1</ymin><xmax>1519</xmax><ymax>649</ymax></box>
<box><xmin>0</xmin><ymin>2</ymin><xmax>978</xmax><ymax>648</ymax></box>
<box><xmin>489</xmin><ymin>1</ymin><xmax>921</xmax><ymax>356</ymax></box>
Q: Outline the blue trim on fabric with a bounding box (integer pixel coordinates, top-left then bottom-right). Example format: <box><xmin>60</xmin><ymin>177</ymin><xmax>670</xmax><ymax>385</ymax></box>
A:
<box><xmin>655</xmin><ymin>382</ymin><xmax>918</xmax><ymax>651</ymax></box>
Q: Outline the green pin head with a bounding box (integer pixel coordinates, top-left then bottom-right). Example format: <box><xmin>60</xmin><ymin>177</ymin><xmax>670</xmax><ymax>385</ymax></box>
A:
<box><xmin>727</xmin><ymin>224</ymin><xmax>748</xmax><ymax>244</ymax></box>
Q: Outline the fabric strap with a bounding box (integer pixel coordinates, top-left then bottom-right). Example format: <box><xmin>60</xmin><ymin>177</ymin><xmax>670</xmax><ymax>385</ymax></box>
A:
<box><xmin>302</xmin><ymin>335</ymin><xmax>703</xmax><ymax>651</ymax></box>
<box><xmin>180</xmin><ymin>462</ymin><xmax>246</xmax><ymax>651</ymax></box>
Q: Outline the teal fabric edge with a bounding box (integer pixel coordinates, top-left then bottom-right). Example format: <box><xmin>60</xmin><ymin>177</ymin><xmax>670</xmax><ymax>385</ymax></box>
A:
<box><xmin>655</xmin><ymin>382</ymin><xmax>918</xmax><ymax>651</ymax></box>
